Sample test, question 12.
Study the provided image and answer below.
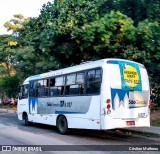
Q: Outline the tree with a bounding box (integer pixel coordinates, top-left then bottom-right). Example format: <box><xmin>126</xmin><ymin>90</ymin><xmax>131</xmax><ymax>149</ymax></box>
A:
<box><xmin>118</xmin><ymin>0</ymin><xmax>160</xmax><ymax>25</ymax></box>
<box><xmin>0</xmin><ymin>34</ymin><xmax>18</xmax><ymax>99</ymax></box>
<box><xmin>2</xmin><ymin>0</ymin><xmax>160</xmax><ymax>87</ymax></box>
<box><xmin>17</xmin><ymin>0</ymin><xmax>136</xmax><ymax>68</ymax></box>
<box><xmin>17</xmin><ymin>0</ymin><xmax>105</xmax><ymax>67</ymax></box>
<box><xmin>3</xmin><ymin>14</ymin><xmax>56</xmax><ymax>79</ymax></box>
<box><xmin>136</xmin><ymin>20</ymin><xmax>160</xmax><ymax>84</ymax></box>
<box><xmin>4</xmin><ymin>14</ymin><xmax>30</xmax><ymax>35</ymax></box>
<box><xmin>13</xmin><ymin>46</ymin><xmax>58</xmax><ymax>79</ymax></box>
<box><xmin>0</xmin><ymin>35</ymin><xmax>16</xmax><ymax>77</ymax></box>
<box><xmin>71</xmin><ymin>11</ymin><xmax>136</xmax><ymax>59</ymax></box>
<box><xmin>0</xmin><ymin>75</ymin><xmax>20</xmax><ymax>98</ymax></box>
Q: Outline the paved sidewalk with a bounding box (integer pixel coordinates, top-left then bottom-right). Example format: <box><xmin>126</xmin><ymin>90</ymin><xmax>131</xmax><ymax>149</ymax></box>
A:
<box><xmin>0</xmin><ymin>108</ymin><xmax>17</xmax><ymax>113</ymax></box>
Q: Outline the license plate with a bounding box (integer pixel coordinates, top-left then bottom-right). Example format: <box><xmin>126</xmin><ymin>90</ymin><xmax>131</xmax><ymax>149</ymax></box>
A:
<box><xmin>138</xmin><ymin>113</ymin><xmax>147</xmax><ymax>118</ymax></box>
<box><xmin>126</xmin><ymin>121</ymin><xmax>135</xmax><ymax>126</ymax></box>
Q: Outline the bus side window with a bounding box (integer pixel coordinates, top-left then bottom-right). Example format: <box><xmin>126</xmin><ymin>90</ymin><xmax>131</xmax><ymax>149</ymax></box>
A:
<box><xmin>65</xmin><ymin>74</ymin><xmax>76</xmax><ymax>95</ymax></box>
<box><xmin>37</xmin><ymin>79</ymin><xmax>49</xmax><ymax>97</ymax></box>
<box><xmin>20</xmin><ymin>84</ymin><xmax>28</xmax><ymax>99</ymax></box>
<box><xmin>76</xmin><ymin>72</ymin><xmax>85</xmax><ymax>95</ymax></box>
<box><xmin>50</xmin><ymin>76</ymin><xmax>64</xmax><ymax>96</ymax></box>
<box><xmin>94</xmin><ymin>69</ymin><xmax>101</xmax><ymax>93</ymax></box>
<box><xmin>86</xmin><ymin>69</ymin><xmax>101</xmax><ymax>94</ymax></box>
<box><xmin>50</xmin><ymin>78</ymin><xmax>55</xmax><ymax>87</ymax></box>
<box><xmin>50</xmin><ymin>78</ymin><xmax>56</xmax><ymax>96</ymax></box>
<box><xmin>44</xmin><ymin>79</ymin><xmax>49</xmax><ymax>96</ymax></box>
<box><xmin>37</xmin><ymin>80</ymin><xmax>44</xmax><ymax>97</ymax></box>
<box><xmin>65</xmin><ymin>85</ymin><xmax>70</xmax><ymax>95</ymax></box>
<box><xmin>65</xmin><ymin>72</ymin><xmax>84</xmax><ymax>96</ymax></box>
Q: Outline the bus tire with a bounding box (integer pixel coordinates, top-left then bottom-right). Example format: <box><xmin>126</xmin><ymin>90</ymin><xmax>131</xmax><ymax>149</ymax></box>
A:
<box><xmin>56</xmin><ymin>116</ymin><xmax>69</xmax><ymax>135</ymax></box>
<box><xmin>23</xmin><ymin>113</ymin><xmax>30</xmax><ymax>126</ymax></box>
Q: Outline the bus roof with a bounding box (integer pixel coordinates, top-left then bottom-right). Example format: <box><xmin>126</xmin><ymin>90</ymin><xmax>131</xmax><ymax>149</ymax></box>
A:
<box><xmin>23</xmin><ymin>58</ymin><xmax>144</xmax><ymax>83</ymax></box>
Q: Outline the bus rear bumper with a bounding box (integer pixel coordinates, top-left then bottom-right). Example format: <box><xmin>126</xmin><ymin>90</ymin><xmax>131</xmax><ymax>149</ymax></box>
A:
<box><xmin>102</xmin><ymin>116</ymin><xmax>150</xmax><ymax>130</ymax></box>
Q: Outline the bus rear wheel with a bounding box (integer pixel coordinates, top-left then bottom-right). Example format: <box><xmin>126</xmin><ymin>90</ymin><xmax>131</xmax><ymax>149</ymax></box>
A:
<box><xmin>23</xmin><ymin>113</ymin><xmax>30</xmax><ymax>126</ymax></box>
<box><xmin>56</xmin><ymin>116</ymin><xmax>69</xmax><ymax>135</ymax></box>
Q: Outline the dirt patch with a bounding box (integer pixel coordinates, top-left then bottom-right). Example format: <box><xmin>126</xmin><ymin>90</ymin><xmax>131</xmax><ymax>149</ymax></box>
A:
<box><xmin>151</xmin><ymin>107</ymin><xmax>160</xmax><ymax>126</ymax></box>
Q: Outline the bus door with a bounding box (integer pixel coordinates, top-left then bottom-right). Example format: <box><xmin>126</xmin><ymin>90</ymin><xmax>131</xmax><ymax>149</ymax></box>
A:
<box><xmin>28</xmin><ymin>80</ymin><xmax>38</xmax><ymax>114</ymax></box>
<box><xmin>18</xmin><ymin>84</ymin><xmax>29</xmax><ymax>113</ymax></box>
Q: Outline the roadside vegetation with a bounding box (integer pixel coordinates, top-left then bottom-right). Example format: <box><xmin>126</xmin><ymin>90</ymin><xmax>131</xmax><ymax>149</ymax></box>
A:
<box><xmin>0</xmin><ymin>0</ymin><xmax>160</xmax><ymax>104</ymax></box>
<box><xmin>151</xmin><ymin>120</ymin><xmax>160</xmax><ymax>126</ymax></box>
<box><xmin>151</xmin><ymin>107</ymin><xmax>160</xmax><ymax>126</ymax></box>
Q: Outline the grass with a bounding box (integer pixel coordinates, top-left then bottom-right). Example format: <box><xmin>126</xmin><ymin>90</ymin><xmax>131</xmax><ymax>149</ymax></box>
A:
<box><xmin>150</xmin><ymin>106</ymin><xmax>160</xmax><ymax>126</ymax></box>
<box><xmin>151</xmin><ymin>119</ymin><xmax>160</xmax><ymax>126</ymax></box>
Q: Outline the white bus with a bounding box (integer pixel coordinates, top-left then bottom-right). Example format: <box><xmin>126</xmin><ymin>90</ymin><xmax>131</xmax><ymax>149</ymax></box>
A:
<box><xmin>17</xmin><ymin>58</ymin><xmax>150</xmax><ymax>134</ymax></box>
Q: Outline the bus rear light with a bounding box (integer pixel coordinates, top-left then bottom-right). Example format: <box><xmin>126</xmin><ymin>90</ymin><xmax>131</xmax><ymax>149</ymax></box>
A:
<box><xmin>105</xmin><ymin>99</ymin><xmax>111</xmax><ymax>113</ymax></box>
<box><xmin>106</xmin><ymin>99</ymin><xmax>111</xmax><ymax>103</ymax></box>
<box><xmin>148</xmin><ymin>100</ymin><xmax>151</xmax><ymax>108</ymax></box>
<box><xmin>106</xmin><ymin>104</ymin><xmax>111</xmax><ymax>109</ymax></box>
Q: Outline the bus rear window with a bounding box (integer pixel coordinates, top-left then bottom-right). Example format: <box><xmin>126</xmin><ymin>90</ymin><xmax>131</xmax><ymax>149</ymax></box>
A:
<box><xmin>109</xmin><ymin>65</ymin><xmax>121</xmax><ymax>89</ymax></box>
<box><xmin>108</xmin><ymin>61</ymin><xmax>142</xmax><ymax>91</ymax></box>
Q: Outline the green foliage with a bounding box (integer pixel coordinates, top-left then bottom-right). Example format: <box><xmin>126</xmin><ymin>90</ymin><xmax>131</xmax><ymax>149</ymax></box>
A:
<box><xmin>72</xmin><ymin>11</ymin><xmax>135</xmax><ymax>58</ymax></box>
<box><xmin>0</xmin><ymin>35</ymin><xmax>17</xmax><ymax>76</ymax></box>
<box><xmin>137</xmin><ymin>20</ymin><xmax>160</xmax><ymax>53</ymax></box>
<box><xmin>1</xmin><ymin>0</ymin><xmax>160</xmax><ymax>87</ymax></box>
<box><xmin>117</xmin><ymin>0</ymin><xmax>160</xmax><ymax>25</ymax></box>
<box><xmin>17</xmin><ymin>0</ymin><xmax>105</xmax><ymax>66</ymax></box>
<box><xmin>121</xmin><ymin>45</ymin><xmax>150</xmax><ymax>63</ymax></box>
<box><xmin>4</xmin><ymin>14</ymin><xmax>30</xmax><ymax>35</ymax></box>
<box><xmin>136</xmin><ymin>20</ymin><xmax>160</xmax><ymax>84</ymax></box>
<box><xmin>0</xmin><ymin>67</ymin><xmax>8</xmax><ymax>75</ymax></box>
<box><xmin>145</xmin><ymin>0</ymin><xmax>160</xmax><ymax>22</ymax></box>
<box><xmin>17</xmin><ymin>1</ymin><xmax>136</xmax><ymax>67</ymax></box>
<box><xmin>151</xmin><ymin>119</ymin><xmax>160</xmax><ymax>126</ymax></box>
<box><xmin>13</xmin><ymin>46</ymin><xmax>59</xmax><ymax>79</ymax></box>
<box><xmin>0</xmin><ymin>75</ymin><xmax>20</xmax><ymax>98</ymax></box>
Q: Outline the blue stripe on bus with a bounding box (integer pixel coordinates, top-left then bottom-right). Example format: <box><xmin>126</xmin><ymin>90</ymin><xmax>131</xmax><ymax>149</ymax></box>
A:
<box><xmin>29</xmin><ymin>74</ymin><xmax>40</xmax><ymax>80</ymax></box>
<box><xmin>107</xmin><ymin>60</ymin><xmax>119</xmax><ymax>64</ymax></box>
<box><xmin>55</xmin><ymin>111</ymin><xmax>84</xmax><ymax>114</ymax></box>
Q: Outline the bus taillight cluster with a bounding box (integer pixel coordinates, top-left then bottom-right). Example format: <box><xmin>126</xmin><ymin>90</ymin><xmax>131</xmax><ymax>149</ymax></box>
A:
<box><xmin>106</xmin><ymin>99</ymin><xmax>111</xmax><ymax>114</ymax></box>
<box><xmin>148</xmin><ymin>99</ymin><xmax>151</xmax><ymax>109</ymax></box>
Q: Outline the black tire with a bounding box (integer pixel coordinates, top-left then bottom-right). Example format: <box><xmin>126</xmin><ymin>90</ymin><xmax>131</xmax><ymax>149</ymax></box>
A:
<box><xmin>56</xmin><ymin>116</ymin><xmax>69</xmax><ymax>135</ymax></box>
<box><xmin>23</xmin><ymin>113</ymin><xmax>30</xmax><ymax>126</ymax></box>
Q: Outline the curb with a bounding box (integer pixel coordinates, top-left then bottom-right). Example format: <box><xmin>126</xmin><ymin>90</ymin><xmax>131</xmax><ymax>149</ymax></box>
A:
<box><xmin>0</xmin><ymin>108</ymin><xmax>17</xmax><ymax>114</ymax></box>
<box><xmin>120</xmin><ymin>128</ymin><xmax>160</xmax><ymax>138</ymax></box>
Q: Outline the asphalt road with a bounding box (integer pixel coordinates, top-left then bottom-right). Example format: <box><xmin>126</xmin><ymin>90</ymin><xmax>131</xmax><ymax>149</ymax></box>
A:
<box><xmin>0</xmin><ymin>111</ymin><xmax>160</xmax><ymax>154</ymax></box>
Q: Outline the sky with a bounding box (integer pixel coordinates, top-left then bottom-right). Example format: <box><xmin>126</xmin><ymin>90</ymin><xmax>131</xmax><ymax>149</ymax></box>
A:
<box><xmin>0</xmin><ymin>0</ymin><xmax>53</xmax><ymax>35</ymax></box>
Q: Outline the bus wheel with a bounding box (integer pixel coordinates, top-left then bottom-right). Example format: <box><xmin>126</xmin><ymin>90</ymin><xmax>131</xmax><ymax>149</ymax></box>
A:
<box><xmin>56</xmin><ymin>116</ymin><xmax>69</xmax><ymax>135</ymax></box>
<box><xmin>23</xmin><ymin>113</ymin><xmax>30</xmax><ymax>126</ymax></box>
